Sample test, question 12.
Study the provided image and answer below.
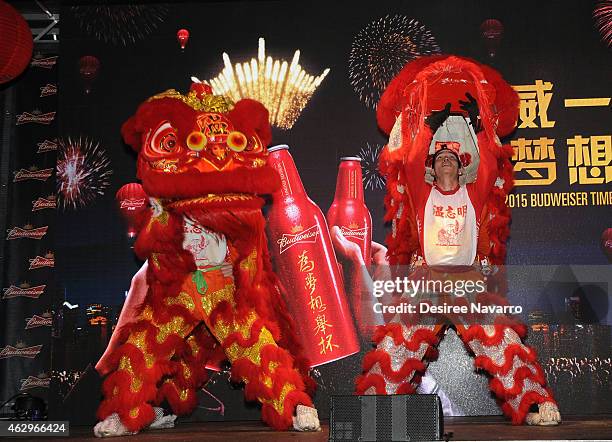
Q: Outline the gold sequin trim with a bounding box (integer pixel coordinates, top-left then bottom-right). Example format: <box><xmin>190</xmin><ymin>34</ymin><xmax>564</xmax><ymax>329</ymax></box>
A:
<box><xmin>147</xmin><ymin>89</ymin><xmax>234</xmax><ymax>113</ymax></box>
<box><xmin>225</xmin><ymin>324</ymin><xmax>276</xmax><ymax>366</ymax></box>
<box><xmin>118</xmin><ymin>356</ymin><xmax>143</xmax><ymax>392</ymax></box>
<box><xmin>141</xmin><ymin>305</ymin><xmax>153</xmax><ymax>321</ymax></box>
<box><xmin>240</xmin><ymin>250</ymin><xmax>257</xmax><ymax>282</ymax></box>
<box><xmin>156</xmin><ymin>316</ymin><xmax>187</xmax><ymax>343</ymax></box>
<box><xmin>181</xmin><ymin>361</ymin><xmax>192</xmax><ymax>379</ymax></box>
<box><xmin>127</xmin><ymin>331</ymin><xmax>155</xmax><ymax>368</ymax></box>
<box><xmin>151</xmin><ymin>253</ymin><xmax>161</xmax><ymax>269</ymax></box>
<box><xmin>213</xmin><ymin>311</ymin><xmax>256</xmax><ymax>342</ymax></box>
<box><xmin>201</xmin><ymin>283</ymin><xmax>236</xmax><ymax>316</ymax></box>
<box><xmin>186</xmin><ymin>335</ymin><xmax>200</xmax><ymax>357</ymax></box>
<box><xmin>146</xmin><ymin>210</ymin><xmax>169</xmax><ymax>233</ymax></box>
<box><xmin>129</xmin><ymin>407</ymin><xmax>139</xmax><ymax>419</ymax></box>
<box><xmin>179</xmin><ymin>389</ymin><xmax>189</xmax><ymax>401</ymax></box>
<box><xmin>260</xmin><ymin>383</ymin><xmax>296</xmax><ymax>415</ymax></box>
<box><xmin>167</xmin><ymin>193</ymin><xmax>254</xmax><ymax>209</ymax></box>
<box><xmin>165</xmin><ymin>292</ymin><xmax>195</xmax><ymax>311</ymax></box>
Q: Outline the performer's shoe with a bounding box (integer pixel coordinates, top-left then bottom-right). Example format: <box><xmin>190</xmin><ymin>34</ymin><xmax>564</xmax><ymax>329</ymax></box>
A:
<box><xmin>525</xmin><ymin>402</ymin><xmax>561</xmax><ymax>426</ymax></box>
<box><xmin>93</xmin><ymin>407</ymin><xmax>176</xmax><ymax>437</ymax></box>
<box><xmin>93</xmin><ymin>413</ymin><xmax>135</xmax><ymax>438</ymax></box>
<box><xmin>292</xmin><ymin>405</ymin><xmax>321</xmax><ymax>432</ymax></box>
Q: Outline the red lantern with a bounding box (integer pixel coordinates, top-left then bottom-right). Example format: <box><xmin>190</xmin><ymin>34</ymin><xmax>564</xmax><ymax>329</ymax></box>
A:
<box><xmin>0</xmin><ymin>0</ymin><xmax>34</xmax><ymax>84</ymax></box>
<box><xmin>79</xmin><ymin>55</ymin><xmax>100</xmax><ymax>94</ymax></box>
<box><xmin>177</xmin><ymin>29</ymin><xmax>189</xmax><ymax>50</ymax></box>
<box><xmin>116</xmin><ymin>183</ymin><xmax>148</xmax><ymax>238</ymax></box>
<box><xmin>602</xmin><ymin>228</ymin><xmax>612</xmax><ymax>261</ymax></box>
<box><xmin>480</xmin><ymin>19</ymin><xmax>504</xmax><ymax>58</ymax></box>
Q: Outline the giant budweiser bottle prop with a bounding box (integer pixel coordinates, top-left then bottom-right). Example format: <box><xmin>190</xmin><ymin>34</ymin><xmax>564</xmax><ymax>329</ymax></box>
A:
<box><xmin>266</xmin><ymin>145</ymin><xmax>359</xmax><ymax>367</ymax></box>
<box><xmin>326</xmin><ymin>157</ymin><xmax>372</xmax><ymax>266</ymax></box>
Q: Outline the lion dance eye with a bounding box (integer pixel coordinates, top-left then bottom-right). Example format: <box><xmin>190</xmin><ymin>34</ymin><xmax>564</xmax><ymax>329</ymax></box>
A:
<box><xmin>226</xmin><ymin>131</ymin><xmax>247</xmax><ymax>152</ymax></box>
<box><xmin>145</xmin><ymin>121</ymin><xmax>180</xmax><ymax>159</ymax></box>
<box><xmin>187</xmin><ymin>131</ymin><xmax>207</xmax><ymax>151</ymax></box>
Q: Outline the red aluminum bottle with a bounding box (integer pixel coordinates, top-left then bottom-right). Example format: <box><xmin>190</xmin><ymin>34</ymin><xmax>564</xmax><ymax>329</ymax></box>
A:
<box><xmin>326</xmin><ymin>157</ymin><xmax>372</xmax><ymax>266</ymax></box>
<box><xmin>266</xmin><ymin>145</ymin><xmax>359</xmax><ymax>367</ymax></box>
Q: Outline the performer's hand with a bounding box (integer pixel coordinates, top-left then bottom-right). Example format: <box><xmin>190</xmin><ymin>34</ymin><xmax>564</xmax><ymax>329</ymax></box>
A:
<box><xmin>371</xmin><ymin>241</ymin><xmax>389</xmax><ymax>266</ymax></box>
<box><xmin>425</xmin><ymin>102</ymin><xmax>451</xmax><ymax>132</ymax></box>
<box><xmin>459</xmin><ymin>92</ymin><xmax>482</xmax><ymax>133</ymax></box>
<box><xmin>331</xmin><ymin>226</ymin><xmax>365</xmax><ymax>266</ymax></box>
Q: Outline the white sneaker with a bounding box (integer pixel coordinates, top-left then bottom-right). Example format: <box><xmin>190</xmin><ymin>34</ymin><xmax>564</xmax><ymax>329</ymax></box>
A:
<box><xmin>292</xmin><ymin>405</ymin><xmax>321</xmax><ymax>432</ymax></box>
<box><xmin>525</xmin><ymin>402</ymin><xmax>561</xmax><ymax>426</ymax></box>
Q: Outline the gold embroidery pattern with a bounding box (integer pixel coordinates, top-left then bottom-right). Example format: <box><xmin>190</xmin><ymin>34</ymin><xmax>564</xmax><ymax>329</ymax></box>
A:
<box><xmin>201</xmin><ymin>283</ymin><xmax>236</xmax><ymax>316</ymax></box>
<box><xmin>165</xmin><ymin>292</ymin><xmax>195</xmax><ymax>311</ymax></box>
<box><xmin>156</xmin><ymin>316</ymin><xmax>187</xmax><ymax>343</ymax></box>
<box><xmin>129</xmin><ymin>407</ymin><xmax>139</xmax><ymax>418</ymax></box>
<box><xmin>127</xmin><ymin>331</ymin><xmax>155</xmax><ymax>368</ymax></box>
<box><xmin>147</xmin><ymin>89</ymin><xmax>234</xmax><ymax>113</ymax></box>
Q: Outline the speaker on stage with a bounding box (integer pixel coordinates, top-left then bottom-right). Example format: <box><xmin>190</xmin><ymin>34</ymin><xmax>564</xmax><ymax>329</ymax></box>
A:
<box><xmin>330</xmin><ymin>394</ymin><xmax>443</xmax><ymax>441</ymax></box>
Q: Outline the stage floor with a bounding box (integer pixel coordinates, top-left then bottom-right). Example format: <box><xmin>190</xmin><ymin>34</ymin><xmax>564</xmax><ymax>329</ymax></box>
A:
<box><xmin>27</xmin><ymin>415</ymin><xmax>612</xmax><ymax>441</ymax></box>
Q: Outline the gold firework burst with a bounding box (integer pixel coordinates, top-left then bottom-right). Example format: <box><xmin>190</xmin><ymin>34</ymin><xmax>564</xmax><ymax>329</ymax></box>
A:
<box><xmin>208</xmin><ymin>38</ymin><xmax>330</xmax><ymax>130</ymax></box>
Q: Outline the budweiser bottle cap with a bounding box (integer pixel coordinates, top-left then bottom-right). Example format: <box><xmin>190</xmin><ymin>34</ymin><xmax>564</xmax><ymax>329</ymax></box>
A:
<box><xmin>268</xmin><ymin>144</ymin><xmax>290</xmax><ymax>153</ymax></box>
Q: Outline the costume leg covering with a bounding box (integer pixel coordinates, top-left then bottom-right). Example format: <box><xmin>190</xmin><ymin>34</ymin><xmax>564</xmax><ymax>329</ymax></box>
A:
<box><xmin>461</xmin><ymin>324</ymin><xmax>557</xmax><ymax>424</ymax></box>
<box><xmin>356</xmin><ymin>323</ymin><xmax>440</xmax><ymax>395</ymax></box>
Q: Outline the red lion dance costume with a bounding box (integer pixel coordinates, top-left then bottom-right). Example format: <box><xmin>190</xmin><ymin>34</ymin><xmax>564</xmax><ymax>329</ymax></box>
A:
<box><xmin>93</xmin><ymin>82</ymin><xmax>319</xmax><ymax>437</ymax></box>
<box><xmin>355</xmin><ymin>56</ymin><xmax>561</xmax><ymax>425</ymax></box>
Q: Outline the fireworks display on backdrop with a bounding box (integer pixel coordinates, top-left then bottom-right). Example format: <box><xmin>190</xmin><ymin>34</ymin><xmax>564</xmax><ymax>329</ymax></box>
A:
<box><xmin>359</xmin><ymin>142</ymin><xmax>386</xmax><ymax>190</ymax></box>
<box><xmin>594</xmin><ymin>1</ymin><xmax>612</xmax><ymax>47</ymax></box>
<box><xmin>70</xmin><ymin>3</ymin><xmax>168</xmax><ymax>46</ymax></box>
<box><xmin>349</xmin><ymin>15</ymin><xmax>441</xmax><ymax>109</ymax></box>
<box><xmin>56</xmin><ymin>137</ymin><xmax>112</xmax><ymax>210</ymax></box>
<box><xmin>208</xmin><ymin>38</ymin><xmax>330</xmax><ymax>130</ymax></box>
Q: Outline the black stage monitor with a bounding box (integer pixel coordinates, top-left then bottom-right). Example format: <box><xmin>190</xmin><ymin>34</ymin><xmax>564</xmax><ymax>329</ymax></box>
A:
<box><xmin>330</xmin><ymin>394</ymin><xmax>443</xmax><ymax>441</ymax></box>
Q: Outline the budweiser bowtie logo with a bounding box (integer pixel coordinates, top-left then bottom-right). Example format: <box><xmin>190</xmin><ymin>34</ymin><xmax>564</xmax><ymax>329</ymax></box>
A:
<box><xmin>25</xmin><ymin>313</ymin><xmax>53</xmax><ymax>329</ymax></box>
<box><xmin>16</xmin><ymin>111</ymin><xmax>56</xmax><ymax>125</ymax></box>
<box><xmin>30</xmin><ymin>56</ymin><xmax>58</xmax><ymax>69</ymax></box>
<box><xmin>40</xmin><ymin>84</ymin><xmax>57</xmax><ymax>97</ymax></box>
<box><xmin>120</xmin><ymin>198</ymin><xmax>147</xmax><ymax>210</ymax></box>
<box><xmin>29</xmin><ymin>252</ymin><xmax>55</xmax><ymax>269</ymax></box>
<box><xmin>277</xmin><ymin>224</ymin><xmax>319</xmax><ymax>254</ymax></box>
<box><xmin>6</xmin><ymin>225</ymin><xmax>48</xmax><ymax>240</ymax></box>
<box><xmin>340</xmin><ymin>225</ymin><xmax>367</xmax><ymax>239</ymax></box>
<box><xmin>32</xmin><ymin>195</ymin><xmax>57</xmax><ymax>211</ymax></box>
<box><xmin>37</xmin><ymin>139</ymin><xmax>58</xmax><ymax>153</ymax></box>
<box><xmin>13</xmin><ymin>167</ymin><xmax>54</xmax><ymax>182</ymax></box>
<box><xmin>20</xmin><ymin>374</ymin><xmax>51</xmax><ymax>390</ymax></box>
<box><xmin>0</xmin><ymin>343</ymin><xmax>43</xmax><ymax>359</ymax></box>
<box><xmin>2</xmin><ymin>283</ymin><xmax>46</xmax><ymax>299</ymax></box>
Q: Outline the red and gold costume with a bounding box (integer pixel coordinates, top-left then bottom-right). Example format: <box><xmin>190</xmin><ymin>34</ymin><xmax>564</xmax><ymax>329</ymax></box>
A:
<box><xmin>95</xmin><ymin>83</ymin><xmax>314</xmax><ymax>432</ymax></box>
<box><xmin>355</xmin><ymin>55</ymin><xmax>559</xmax><ymax>424</ymax></box>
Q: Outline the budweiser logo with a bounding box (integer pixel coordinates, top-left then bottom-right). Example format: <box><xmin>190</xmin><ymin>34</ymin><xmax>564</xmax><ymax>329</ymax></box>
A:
<box><xmin>120</xmin><ymin>198</ymin><xmax>146</xmax><ymax>210</ymax></box>
<box><xmin>20</xmin><ymin>375</ymin><xmax>51</xmax><ymax>390</ymax></box>
<box><xmin>40</xmin><ymin>83</ymin><xmax>57</xmax><ymax>97</ymax></box>
<box><xmin>32</xmin><ymin>196</ymin><xmax>57</xmax><ymax>211</ymax></box>
<box><xmin>2</xmin><ymin>284</ymin><xmax>46</xmax><ymax>299</ymax></box>
<box><xmin>277</xmin><ymin>224</ymin><xmax>319</xmax><ymax>254</ymax></box>
<box><xmin>16</xmin><ymin>111</ymin><xmax>56</xmax><ymax>125</ymax></box>
<box><xmin>6</xmin><ymin>225</ymin><xmax>48</xmax><ymax>240</ymax></box>
<box><xmin>29</xmin><ymin>253</ymin><xmax>55</xmax><ymax>269</ymax></box>
<box><xmin>13</xmin><ymin>167</ymin><xmax>54</xmax><ymax>182</ymax></box>
<box><xmin>0</xmin><ymin>344</ymin><xmax>43</xmax><ymax>359</ymax></box>
<box><xmin>37</xmin><ymin>139</ymin><xmax>58</xmax><ymax>153</ymax></box>
<box><xmin>340</xmin><ymin>225</ymin><xmax>367</xmax><ymax>239</ymax></box>
<box><xmin>25</xmin><ymin>314</ymin><xmax>53</xmax><ymax>329</ymax></box>
<box><xmin>30</xmin><ymin>56</ymin><xmax>58</xmax><ymax>69</ymax></box>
